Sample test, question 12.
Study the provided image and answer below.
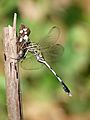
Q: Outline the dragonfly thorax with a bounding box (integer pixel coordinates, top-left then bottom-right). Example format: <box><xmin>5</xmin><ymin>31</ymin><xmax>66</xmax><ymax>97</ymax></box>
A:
<box><xmin>28</xmin><ymin>42</ymin><xmax>44</xmax><ymax>59</ymax></box>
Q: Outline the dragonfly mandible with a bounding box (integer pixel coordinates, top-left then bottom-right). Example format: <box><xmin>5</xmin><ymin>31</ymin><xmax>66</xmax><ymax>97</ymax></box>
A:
<box><xmin>16</xmin><ymin>24</ymin><xmax>72</xmax><ymax>97</ymax></box>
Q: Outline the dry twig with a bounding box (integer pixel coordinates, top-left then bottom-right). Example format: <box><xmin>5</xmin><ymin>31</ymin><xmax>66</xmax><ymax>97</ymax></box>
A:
<box><xmin>3</xmin><ymin>13</ymin><xmax>23</xmax><ymax>120</ymax></box>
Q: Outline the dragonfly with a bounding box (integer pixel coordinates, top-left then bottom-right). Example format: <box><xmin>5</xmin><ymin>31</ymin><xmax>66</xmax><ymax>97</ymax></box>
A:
<box><xmin>16</xmin><ymin>24</ymin><xmax>72</xmax><ymax>97</ymax></box>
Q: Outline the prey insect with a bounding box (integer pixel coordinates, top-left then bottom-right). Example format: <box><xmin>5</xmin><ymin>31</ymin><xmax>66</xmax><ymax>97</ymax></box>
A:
<box><xmin>16</xmin><ymin>24</ymin><xmax>72</xmax><ymax>96</ymax></box>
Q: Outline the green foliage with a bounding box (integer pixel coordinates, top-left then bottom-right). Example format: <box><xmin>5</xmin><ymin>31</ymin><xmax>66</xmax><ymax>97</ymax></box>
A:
<box><xmin>0</xmin><ymin>75</ymin><xmax>7</xmax><ymax>119</ymax></box>
<box><xmin>61</xmin><ymin>3</ymin><xmax>84</xmax><ymax>27</ymax></box>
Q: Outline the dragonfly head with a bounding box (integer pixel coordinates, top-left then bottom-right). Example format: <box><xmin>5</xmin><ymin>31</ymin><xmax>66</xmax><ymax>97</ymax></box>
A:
<box><xmin>19</xmin><ymin>24</ymin><xmax>31</xmax><ymax>37</ymax></box>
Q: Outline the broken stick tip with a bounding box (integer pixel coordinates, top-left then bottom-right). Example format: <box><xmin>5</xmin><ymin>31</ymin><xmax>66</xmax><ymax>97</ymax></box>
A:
<box><xmin>13</xmin><ymin>13</ymin><xmax>17</xmax><ymax>28</ymax></box>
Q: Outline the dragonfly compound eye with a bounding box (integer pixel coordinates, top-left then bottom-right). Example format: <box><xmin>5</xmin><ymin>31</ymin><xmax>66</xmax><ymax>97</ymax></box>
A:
<box><xmin>19</xmin><ymin>24</ymin><xmax>31</xmax><ymax>36</ymax></box>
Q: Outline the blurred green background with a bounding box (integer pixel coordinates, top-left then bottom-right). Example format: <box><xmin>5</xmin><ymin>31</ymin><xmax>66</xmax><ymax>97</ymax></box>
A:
<box><xmin>0</xmin><ymin>0</ymin><xmax>90</xmax><ymax>120</ymax></box>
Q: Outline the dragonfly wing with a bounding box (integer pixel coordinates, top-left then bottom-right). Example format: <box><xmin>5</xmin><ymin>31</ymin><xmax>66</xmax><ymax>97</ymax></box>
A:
<box><xmin>38</xmin><ymin>26</ymin><xmax>60</xmax><ymax>50</ymax></box>
<box><xmin>20</xmin><ymin>52</ymin><xmax>42</xmax><ymax>70</ymax></box>
<box><xmin>42</xmin><ymin>44</ymin><xmax>64</xmax><ymax>64</ymax></box>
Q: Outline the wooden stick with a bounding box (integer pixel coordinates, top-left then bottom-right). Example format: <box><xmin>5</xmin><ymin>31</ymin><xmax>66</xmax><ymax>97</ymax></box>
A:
<box><xmin>3</xmin><ymin>13</ymin><xmax>23</xmax><ymax>120</ymax></box>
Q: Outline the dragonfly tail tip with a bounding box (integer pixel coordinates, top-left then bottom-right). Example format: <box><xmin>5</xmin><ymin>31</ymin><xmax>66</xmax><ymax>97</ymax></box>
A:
<box><xmin>68</xmin><ymin>92</ymin><xmax>72</xmax><ymax>97</ymax></box>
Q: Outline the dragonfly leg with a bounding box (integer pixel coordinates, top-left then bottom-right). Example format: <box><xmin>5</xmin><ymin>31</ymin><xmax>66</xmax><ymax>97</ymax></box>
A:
<box><xmin>20</xmin><ymin>48</ymin><xmax>29</xmax><ymax>63</ymax></box>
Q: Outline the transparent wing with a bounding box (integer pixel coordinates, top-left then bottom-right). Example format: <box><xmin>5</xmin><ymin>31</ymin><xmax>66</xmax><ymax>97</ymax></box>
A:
<box><xmin>20</xmin><ymin>52</ymin><xmax>42</xmax><ymax>70</ymax></box>
<box><xmin>38</xmin><ymin>26</ymin><xmax>60</xmax><ymax>50</ymax></box>
<box><xmin>42</xmin><ymin>44</ymin><xmax>64</xmax><ymax>64</ymax></box>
